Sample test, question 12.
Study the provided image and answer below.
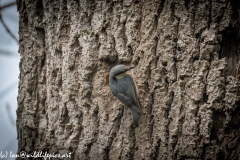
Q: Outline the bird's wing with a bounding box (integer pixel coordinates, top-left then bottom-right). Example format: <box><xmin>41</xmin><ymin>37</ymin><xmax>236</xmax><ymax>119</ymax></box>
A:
<box><xmin>116</xmin><ymin>74</ymin><xmax>140</xmax><ymax>109</ymax></box>
<box><xmin>116</xmin><ymin>93</ymin><xmax>133</xmax><ymax>108</ymax></box>
<box><xmin>117</xmin><ymin>93</ymin><xmax>140</xmax><ymax>122</ymax></box>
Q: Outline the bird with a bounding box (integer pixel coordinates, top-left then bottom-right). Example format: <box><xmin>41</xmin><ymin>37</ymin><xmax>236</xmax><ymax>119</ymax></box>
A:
<box><xmin>109</xmin><ymin>64</ymin><xmax>140</xmax><ymax>125</ymax></box>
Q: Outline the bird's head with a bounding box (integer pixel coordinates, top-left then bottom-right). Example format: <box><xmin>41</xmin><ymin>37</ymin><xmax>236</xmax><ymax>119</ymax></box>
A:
<box><xmin>109</xmin><ymin>64</ymin><xmax>135</xmax><ymax>81</ymax></box>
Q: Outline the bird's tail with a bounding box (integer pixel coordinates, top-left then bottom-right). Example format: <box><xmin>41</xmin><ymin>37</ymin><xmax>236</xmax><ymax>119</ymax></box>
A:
<box><xmin>130</xmin><ymin>105</ymin><xmax>140</xmax><ymax>123</ymax></box>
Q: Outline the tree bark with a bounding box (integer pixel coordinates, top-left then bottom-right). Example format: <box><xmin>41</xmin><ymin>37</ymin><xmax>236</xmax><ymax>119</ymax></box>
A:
<box><xmin>16</xmin><ymin>0</ymin><xmax>240</xmax><ymax>159</ymax></box>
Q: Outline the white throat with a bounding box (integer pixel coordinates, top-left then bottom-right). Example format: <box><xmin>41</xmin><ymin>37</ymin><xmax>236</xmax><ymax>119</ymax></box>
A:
<box><xmin>115</xmin><ymin>72</ymin><xmax>126</xmax><ymax>79</ymax></box>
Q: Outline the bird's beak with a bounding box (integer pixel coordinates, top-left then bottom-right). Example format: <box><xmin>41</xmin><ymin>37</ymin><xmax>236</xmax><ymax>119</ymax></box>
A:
<box><xmin>126</xmin><ymin>66</ymin><xmax>135</xmax><ymax>71</ymax></box>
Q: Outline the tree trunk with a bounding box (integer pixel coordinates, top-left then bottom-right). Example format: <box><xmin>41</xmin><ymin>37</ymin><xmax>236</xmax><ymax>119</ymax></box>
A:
<box><xmin>16</xmin><ymin>0</ymin><xmax>240</xmax><ymax>159</ymax></box>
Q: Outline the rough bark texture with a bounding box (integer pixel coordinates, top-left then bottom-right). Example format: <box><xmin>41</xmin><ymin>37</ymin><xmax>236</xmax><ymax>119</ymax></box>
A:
<box><xmin>17</xmin><ymin>0</ymin><xmax>240</xmax><ymax>159</ymax></box>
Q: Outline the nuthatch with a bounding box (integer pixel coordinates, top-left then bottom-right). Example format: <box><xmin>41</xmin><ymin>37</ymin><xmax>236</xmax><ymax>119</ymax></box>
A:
<box><xmin>109</xmin><ymin>64</ymin><xmax>140</xmax><ymax>124</ymax></box>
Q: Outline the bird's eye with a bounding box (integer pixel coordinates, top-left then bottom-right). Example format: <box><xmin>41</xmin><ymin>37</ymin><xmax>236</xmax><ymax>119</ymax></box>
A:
<box><xmin>113</xmin><ymin>76</ymin><xmax>116</xmax><ymax>80</ymax></box>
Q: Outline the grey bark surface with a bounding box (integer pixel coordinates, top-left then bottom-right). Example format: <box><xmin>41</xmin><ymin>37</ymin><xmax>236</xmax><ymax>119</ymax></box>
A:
<box><xmin>16</xmin><ymin>0</ymin><xmax>240</xmax><ymax>159</ymax></box>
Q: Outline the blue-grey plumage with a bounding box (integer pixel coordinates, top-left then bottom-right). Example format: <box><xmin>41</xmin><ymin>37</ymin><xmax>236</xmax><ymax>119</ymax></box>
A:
<box><xmin>109</xmin><ymin>64</ymin><xmax>140</xmax><ymax>123</ymax></box>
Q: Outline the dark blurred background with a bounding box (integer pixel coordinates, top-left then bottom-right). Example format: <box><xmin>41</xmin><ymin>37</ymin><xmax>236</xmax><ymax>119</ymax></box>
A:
<box><xmin>0</xmin><ymin>0</ymin><xmax>19</xmax><ymax>159</ymax></box>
